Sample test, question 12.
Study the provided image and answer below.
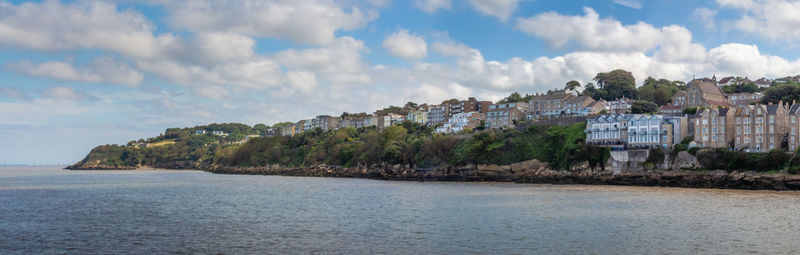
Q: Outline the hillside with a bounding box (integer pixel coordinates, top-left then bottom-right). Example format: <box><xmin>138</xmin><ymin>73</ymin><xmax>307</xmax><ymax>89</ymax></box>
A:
<box><xmin>68</xmin><ymin>121</ymin><xmax>609</xmax><ymax>171</ymax></box>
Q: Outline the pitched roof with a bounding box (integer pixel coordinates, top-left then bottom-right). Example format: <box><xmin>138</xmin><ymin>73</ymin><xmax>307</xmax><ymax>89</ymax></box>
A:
<box><xmin>689</xmin><ymin>79</ymin><xmax>726</xmax><ymax>97</ymax></box>
<box><xmin>718</xmin><ymin>76</ymin><xmax>733</xmax><ymax>84</ymax></box>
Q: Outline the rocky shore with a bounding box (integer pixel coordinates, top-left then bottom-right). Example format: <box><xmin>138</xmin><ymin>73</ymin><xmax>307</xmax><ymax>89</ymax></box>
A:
<box><xmin>205</xmin><ymin>159</ymin><xmax>800</xmax><ymax>191</ymax></box>
<box><xmin>67</xmin><ymin>158</ymin><xmax>800</xmax><ymax>191</ymax></box>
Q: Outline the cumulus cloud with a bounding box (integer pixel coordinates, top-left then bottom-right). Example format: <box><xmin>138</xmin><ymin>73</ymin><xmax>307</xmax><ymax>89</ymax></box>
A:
<box><xmin>515</xmin><ymin>7</ymin><xmax>663</xmax><ymax>52</ymax></box>
<box><xmin>276</xmin><ymin>36</ymin><xmax>370</xmax><ymax>85</ymax></box>
<box><xmin>6</xmin><ymin>57</ymin><xmax>144</xmax><ymax>86</ymax></box>
<box><xmin>382</xmin><ymin>29</ymin><xmax>428</xmax><ymax>61</ymax></box>
<box><xmin>468</xmin><ymin>0</ymin><xmax>519</xmax><ymax>21</ymax></box>
<box><xmin>414</xmin><ymin>0</ymin><xmax>451</xmax><ymax>13</ymax></box>
<box><xmin>160</xmin><ymin>0</ymin><xmax>376</xmax><ymax>45</ymax></box>
<box><xmin>137</xmin><ymin>58</ymin><xmax>283</xmax><ymax>89</ymax></box>
<box><xmin>286</xmin><ymin>71</ymin><xmax>318</xmax><ymax>92</ymax></box>
<box><xmin>0</xmin><ymin>0</ymin><xmax>172</xmax><ymax>58</ymax></box>
<box><xmin>718</xmin><ymin>0</ymin><xmax>800</xmax><ymax>41</ymax></box>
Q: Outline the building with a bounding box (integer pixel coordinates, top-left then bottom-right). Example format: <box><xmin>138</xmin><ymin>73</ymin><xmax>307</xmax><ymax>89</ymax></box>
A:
<box><xmin>341</xmin><ymin>114</ymin><xmax>372</xmax><ymax>129</ymax></box>
<box><xmin>729</xmin><ymin>92</ymin><xmax>762</xmax><ymax>106</ymax></box>
<box><xmin>563</xmin><ymin>96</ymin><xmax>598</xmax><ymax>116</ymax></box>
<box><xmin>529</xmin><ymin>89</ymin><xmax>575</xmax><ymax>119</ymax></box>
<box><xmin>280</xmin><ymin>124</ymin><xmax>297</xmax><ymax>137</ymax></box>
<box><xmin>195</xmin><ymin>130</ymin><xmax>207</xmax><ymax>135</ymax></box>
<box><xmin>211</xmin><ymin>130</ymin><xmax>228</xmax><ymax>136</ymax></box>
<box><xmin>427</xmin><ymin>104</ymin><xmax>450</xmax><ymax>125</ymax></box>
<box><xmin>626</xmin><ymin>115</ymin><xmax>688</xmax><ymax>150</ymax></box>
<box><xmin>435</xmin><ymin>112</ymin><xmax>483</xmax><ymax>133</ymax></box>
<box><xmin>586</xmin><ymin>114</ymin><xmax>688</xmax><ymax>150</ymax></box>
<box><xmin>670</xmin><ymin>90</ymin><xmax>687</xmax><ymax>109</ymax></box>
<box><xmin>717</xmin><ymin>76</ymin><xmax>734</xmax><ymax>87</ymax></box>
<box><xmin>787</xmin><ymin>103</ymin><xmax>800</xmax><ymax>151</ymax></box>
<box><xmin>693</xmin><ymin>108</ymin><xmax>735</xmax><ymax>148</ymax></box>
<box><xmin>310</xmin><ymin>115</ymin><xmax>340</xmax><ymax>132</ymax></box>
<box><xmin>754</xmin><ymin>77</ymin><xmax>771</xmax><ymax>88</ymax></box>
<box><xmin>406</xmin><ymin>110</ymin><xmax>428</xmax><ymax>124</ymax></box>
<box><xmin>605</xmin><ymin>97</ymin><xmax>632</xmax><ymax>113</ymax></box>
<box><xmin>733</xmin><ymin>103</ymin><xmax>788</xmax><ymax>152</ymax></box>
<box><xmin>487</xmin><ymin>102</ymin><xmax>528</xmax><ymax>128</ymax></box>
<box><xmin>686</xmin><ymin>79</ymin><xmax>730</xmax><ymax>108</ymax></box>
<box><xmin>450</xmin><ymin>97</ymin><xmax>492</xmax><ymax>116</ymax></box>
<box><xmin>585</xmin><ymin>114</ymin><xmax>632</xmax><ymax>149</ymax></box>
<box><xmin>657</xmin><ymin>105</ymin><xmax>683</xmax><ymax>115</ymax></box>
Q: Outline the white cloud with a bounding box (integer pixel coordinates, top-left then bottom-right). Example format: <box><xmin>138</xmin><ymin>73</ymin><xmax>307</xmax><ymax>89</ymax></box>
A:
<box><xmin>137</xmin><ymin>58</ymin><xmax>283</xmax><ymax>89</ymax></box>
<box><xmin>276</xmin><ymin>36</ymin><xmax>370</xmax><ymax>85</ymax></box>
<box><xmin>0</xmin><ymin>0</ymin><xmax>172</xmax><ymax>58</ymax></box>
<box><xmin>515</xmin><ymin>7</ymin><xmax>663</xmax><ymax>52</ymax></box>
<box><xmin>414</xmin><ymin>0</ymin><xmax>451</xmax><ymax>13</ymax></box>
<box><xmin>193</xmin><ymin>32</ymin><xmax>255</xmax><ymax>63</ymax></box>
<box><xmin>693</xmin><ymin>7</ymin><xmax>717</xmax><ymax>29</ymax></box>
<box><xmin>718</xmin><ymin>0</ymin><xmax>800</xmax><ymax>41</ymax></box>
<box><xmin>160</xmin><ymin>0</ymin><xmax>377</xmax><ymax>45</ymax></box>
<box><xmin>613</xmin><ymin>0</ymin><xmax>643</xmax><ymax>9</ymax></box>
<box><xmin>286</xmin><ymin>71</ymin><xmax>318</xmax><ymax>92</ymax></box>
<box><xmin>382</xmin><ymin>29</ymin><xmax>428</xmax><ymax>61</ymax></box>
<box><xmin>40</xmin><ymin>86</ymin><xmax>86</xmax><ymax>101</ymax></box>
<box><xmin>6</xmin><ymin>57</ymin><xmax>144</xmax><ymax>86</ymax></box>
<box><xmin>468</xmin><ymin>0</ymin><xmax>519</xmax><ymax>21</ymax></box>
<box><xmin>706</xmin><ymin>43</ymin><xmax>800</xmax><ymax>77</ymax></box>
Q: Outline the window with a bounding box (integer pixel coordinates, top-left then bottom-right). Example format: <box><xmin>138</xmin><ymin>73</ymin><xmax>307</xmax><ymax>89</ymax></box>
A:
<box><xmin>770</xmin><ymin>137</ymin><xmax>775</xmax><ymax>143</ymax></box>
<box><xmin>793</xmin><ymin>116</ymin><xmax>796</xmax><ymax>123</ymax></box>
<box><xmin>769</xmin><ymin>116</ymin><xmax>775</xmax><ymax>123</ymax></box>
<box><xmin>737</xmin><ymin>127</ymin><xmax>741</xmax><ymax>134</ymax></box>
<box><xmin>736</xmin><ymin>117</ymin><xmax>741</xmax><ymax>123</ymax></box>
<box><xmin>769</xmin><ymin>125</ymin><xmax>774</xmax><ymax>133</ymax></box>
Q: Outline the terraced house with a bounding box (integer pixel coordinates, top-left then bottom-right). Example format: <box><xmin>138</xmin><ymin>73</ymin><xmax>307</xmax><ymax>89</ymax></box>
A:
<box><xmin>693</xmin><ymin>108</ymin><xmax>734</xmax><ymax>148</ymax></box>
<box><xmin>585</xmin><ymin>114</ymin><xmax>631</xmax><ymax>149</ymax></box>
<box><xmin>733</xmin><ymin>103</ymin><xmax>788</xmax><ymax>152</ymax></box>
<box><xmin>626</xmin><ymin>115</ymin><xmax>688</xmax><ymax>150</ymax></box>
<box><xmin>529</xmin><ymin>89</ymin><xmax>576</xmax><ymax>119</ymax></box>
<box><xmin>487</xmin><ymin>102</ymin><xmax>528</xmax><ymax>128</ymax></box>
<box><xmin>788</xmin><ymin>104</ymin><xmax>800</xmax><ymax>151</ymax></box>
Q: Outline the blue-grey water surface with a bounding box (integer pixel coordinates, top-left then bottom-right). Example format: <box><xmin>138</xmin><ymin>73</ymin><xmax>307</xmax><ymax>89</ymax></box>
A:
<box><xmin>3</xmin><ymin>166</ymin><xmax>800</xmax><ymax>254</ymax></box>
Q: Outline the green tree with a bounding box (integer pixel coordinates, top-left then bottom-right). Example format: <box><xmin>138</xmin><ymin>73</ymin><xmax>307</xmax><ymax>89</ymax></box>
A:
<box><xmin>761</xmin><ymin>83</ymin><xmax>800</xmax><ymax>104</ymax></box>
<box><xmin>498</xmin><ymin>92</ymin><xmax>525</xmax><ymax>103</ymax></box>
<box><xmin>631</xmin><ymin>100</ymin><xmax>658</xmax><ymax>114</ymax></box>
<box><xmin>637</xmin><ymin>77</ymin><xmax>681</xmax><ymax>106</ymax></box>
<box><xmin>591</xmin><ymin>69</ymin><xmax>637</xmax><ymax>100</ymax></box>
<box><xmin>565</xmin><ymin>80</ymin><xmax>581</xmax><ymax>91</ymax></box>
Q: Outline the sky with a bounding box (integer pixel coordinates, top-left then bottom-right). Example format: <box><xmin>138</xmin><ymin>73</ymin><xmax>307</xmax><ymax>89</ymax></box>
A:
<box><xmin>2</xmin><ymin>0</ymin><xmax>800</xmax><ymax>165</ymax></box>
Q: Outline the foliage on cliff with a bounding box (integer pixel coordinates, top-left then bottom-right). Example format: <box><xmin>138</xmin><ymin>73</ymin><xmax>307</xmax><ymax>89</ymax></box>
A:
<box><xmin>225</xmin><ymin>121</ymin><xmax>608</xmax><ymax>170</ymax></box>
<box><xmin>73</xmin><ymin>121</ymin><xmax>608</xmax><ymax>171</ymax></box>
<box><xmin>70</xmin><ymin>123</ymin><xmax>254</xmax><ymax>168</ymax></box>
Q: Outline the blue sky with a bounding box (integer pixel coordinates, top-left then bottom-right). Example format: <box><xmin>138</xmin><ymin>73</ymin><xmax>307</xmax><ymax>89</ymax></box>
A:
<box><xmin>2</xmin><ymin>0</ymin><xmax>800</xmax><ymax>165</ymax></box>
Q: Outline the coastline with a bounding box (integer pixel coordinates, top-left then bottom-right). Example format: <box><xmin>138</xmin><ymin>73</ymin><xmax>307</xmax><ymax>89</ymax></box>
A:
<box><xmin>66</xmin><ymin>162</ymin><xmax>800</xmax><ymax>191</ymax></box>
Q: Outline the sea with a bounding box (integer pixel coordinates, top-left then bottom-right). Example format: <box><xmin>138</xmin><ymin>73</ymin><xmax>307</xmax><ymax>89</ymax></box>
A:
<box><xmin>2</xmin><ymin>166</ymin><xmax>800</xmax><ymax>254</ymax></box>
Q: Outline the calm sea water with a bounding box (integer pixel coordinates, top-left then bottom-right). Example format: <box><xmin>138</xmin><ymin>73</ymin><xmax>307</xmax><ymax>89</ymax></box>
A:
<box><xmin>2</xmin><ymin>166</ymin><xmax>800</xmax><ymax>254</ymax></box>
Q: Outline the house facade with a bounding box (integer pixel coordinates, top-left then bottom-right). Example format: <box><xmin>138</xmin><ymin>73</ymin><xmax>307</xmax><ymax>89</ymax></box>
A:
<box><xmin>487</xmin><ymin>102</ymin><xmax>528</xmax><ymax>128</ymax></box>
<box><xmin>693</xmin><ymin>108</ymin><xmax>734</xmax><ymax>148</ymax></box>
<box><xmin>529</xmin><ymin>89</ymin><xmax>575</xmax><ymax>119</ymax></box>
<box><xmin>733</xmin><ymin>103</ymin><xmax>788</xmax><ymax>152</ymax></box>
<box><xmin>427</xmin><ymin>104</ymin><xmax>450</xmax><ymax>125</ymax></box>
<box><xmin>435</xmin><ymin>112</ymin><xmax>483</xmax><ymax>133</ymax></box>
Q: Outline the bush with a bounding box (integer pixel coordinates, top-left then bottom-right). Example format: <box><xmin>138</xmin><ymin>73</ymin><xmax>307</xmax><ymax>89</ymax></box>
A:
<box><xmin>688</xmin><ymin>147</ymin><xmax>699</xmax><ymax>155</ymax></box>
